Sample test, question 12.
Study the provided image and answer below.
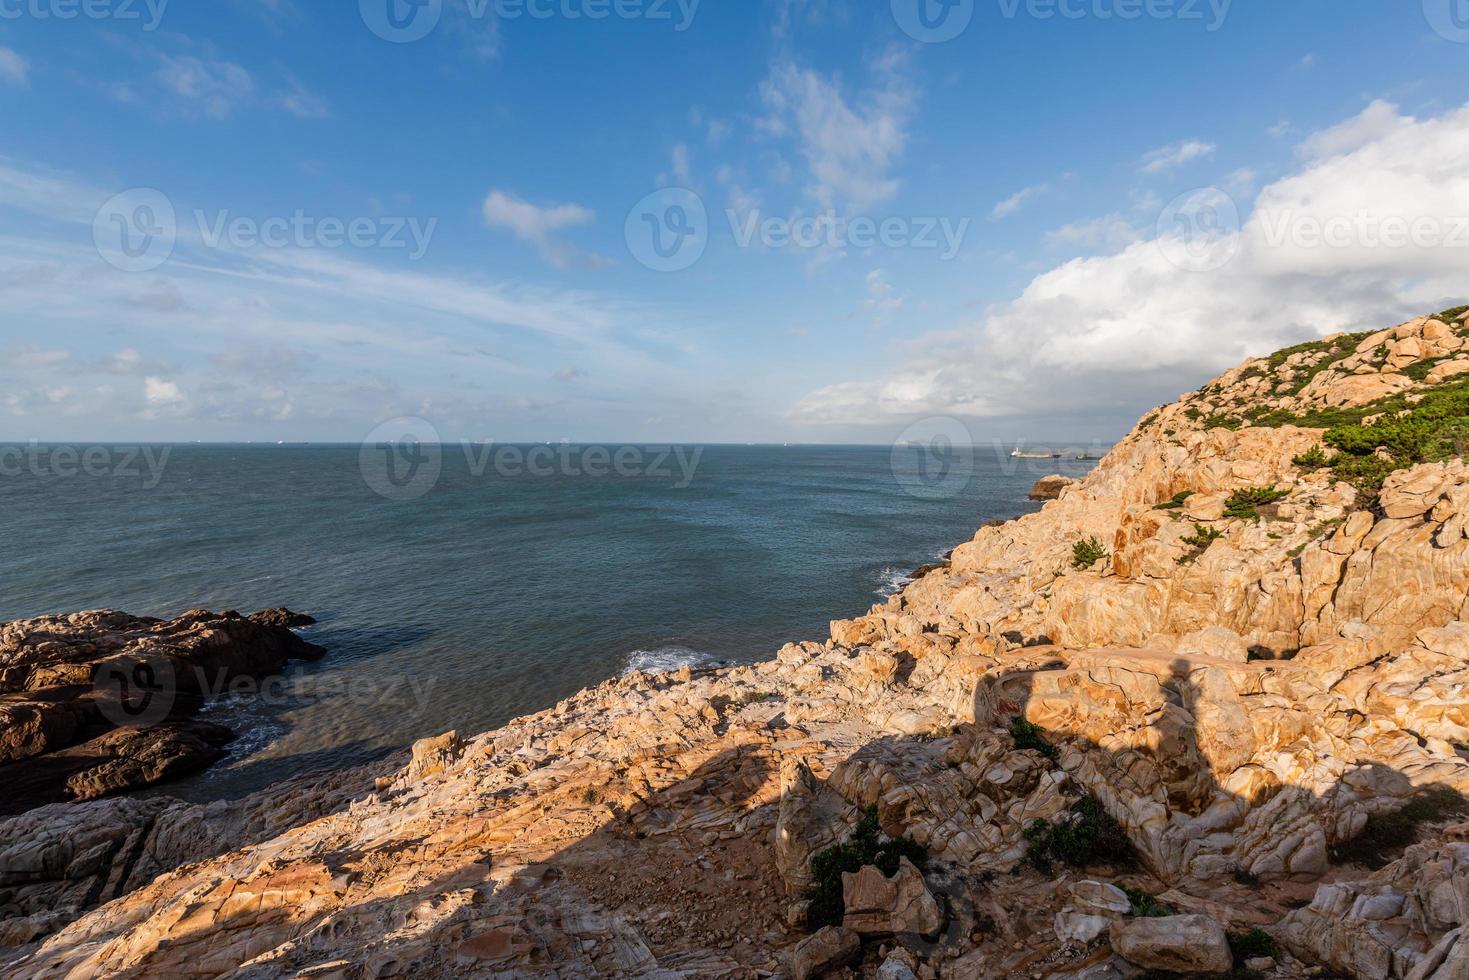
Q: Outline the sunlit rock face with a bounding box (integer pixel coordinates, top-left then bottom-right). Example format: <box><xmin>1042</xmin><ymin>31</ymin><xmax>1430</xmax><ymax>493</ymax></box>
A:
<box><xmin>4</xmin><ymin>312</ymin><xmax>1469</xmax><ymax>979</ymax></box>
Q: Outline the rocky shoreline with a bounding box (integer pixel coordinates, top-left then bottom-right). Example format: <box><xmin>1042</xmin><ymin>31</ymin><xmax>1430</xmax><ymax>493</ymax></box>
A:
<box><xmin>3</xmin><ymin>311</ymin><xmax>1469</xmax><ymax>978</ymax></box>
<box><xmin>0</xmin><ymin>608</ymin><xmax>324</xmax><ymax>815</ymax></box>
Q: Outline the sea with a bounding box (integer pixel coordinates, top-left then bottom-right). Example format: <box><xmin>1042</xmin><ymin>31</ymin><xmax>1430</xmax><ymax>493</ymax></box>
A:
<box><xmin>2</xmin><ymin>442</ymin><xmax>1099</xmax><ymax>801</ymax></box>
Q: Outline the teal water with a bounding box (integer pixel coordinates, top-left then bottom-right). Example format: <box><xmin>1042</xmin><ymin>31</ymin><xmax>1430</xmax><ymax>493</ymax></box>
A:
<box><xmin>2</xmin><ymin>443</ymin><xmax>1098</xmax><ymax>800</ymax></box>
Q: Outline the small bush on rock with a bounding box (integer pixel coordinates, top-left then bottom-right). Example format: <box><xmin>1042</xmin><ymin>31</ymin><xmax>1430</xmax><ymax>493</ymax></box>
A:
<box><xmin>1224</xmin><ymin>487</ymin><xmax>1289</xmax><ymax>521</ymax></box>
<box><xmin>1072</xmin><ymin>536</ymin><xmax>1110</xmax><ymax>569</ymax></box>
<box><xmin>808</xmin><ymin>805</ymin><xmax>927</xmax><ymax>929</ymax></box>
<box><xmin>1010</xmin><ymin>717</ymin><xmax>1060</xmax><ymax>762</ymax></box>
<box><xmin>1228</xmin><ymin>928</ymin><xmax>1278</xmax><ymax>961</ymax></box>
<box><xmin>1329</xmin><ymin>788</ymin><xmax>1469</xmax><ymax>870</ymax></box>
<box><xmin>1178</xmin><ymin>524</ymin><xmax>1224</xmax><ymax>564</ymax></box>
<box><xmin>1024</xmin><ymin>796</ymin><xmax>1135</xmax><ymax>873</ymax></box>
<box><xmin>1121</xmin><ymin>885</ymin><xmax>1175</xmax><ymax>918</ymax></box>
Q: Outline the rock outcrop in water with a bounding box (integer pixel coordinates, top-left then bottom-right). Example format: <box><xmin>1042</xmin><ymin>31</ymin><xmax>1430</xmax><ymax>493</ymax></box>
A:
<box><xmin>0</xmin><ymin>608</ymin><xmax>324</xmax><ymax>814</ymax></box>
<box><xmin>4</xmin><ymin>311</ymin><xmax>1469</xmax><ymax>978</ymax></box>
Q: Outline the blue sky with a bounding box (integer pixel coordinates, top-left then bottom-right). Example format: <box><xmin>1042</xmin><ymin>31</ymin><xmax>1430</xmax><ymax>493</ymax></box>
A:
<box><xmin>2</xmin><ymin>0</ymin><xmax>1468</xmax><ymax>443</ymax></box>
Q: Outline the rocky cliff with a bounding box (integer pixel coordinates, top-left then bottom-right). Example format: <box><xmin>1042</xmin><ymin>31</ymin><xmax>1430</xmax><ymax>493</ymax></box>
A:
<box><xmin>3</xmin><ymin>311</ymin><xmax>1469</xmax><ymax>979</ymax></box>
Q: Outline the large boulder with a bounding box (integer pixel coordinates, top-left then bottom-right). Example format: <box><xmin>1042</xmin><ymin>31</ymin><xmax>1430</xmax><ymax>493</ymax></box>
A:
<box><xmin>1110</xmin><ymin>915</ymin><xmax>1233</xmax><ymax>974</ymax></box>
<box><xmin>791</xmin><ymin>925</ymin><xmax>860</xmax><ymax>980</ymax></box>
<box><xmin>1029</xmin><ymin>475</ymin><xmax>1074</xmax><ymax>501</ymax></box>
<box><xmin>842</xmin><ymin>858</ymin><xmax>942</xmax><ymax>936</ymax></box>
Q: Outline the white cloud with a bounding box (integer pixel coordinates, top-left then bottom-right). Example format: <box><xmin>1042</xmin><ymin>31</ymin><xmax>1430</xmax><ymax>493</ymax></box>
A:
<box><xmin>278</xmin><ymin>73</ymin><xmax>327</xmax><ymax>118</ymax></box>
<box><xmin>759</xmin><ymin>46</ymin><xmax>915</xmax><ymax>212</ymax></box>
<box><xmin>481</xmin><ymin>190</ymin><xmax>607</xmax><ymax>269</ymax></box>
<box><xmin>0</xmin><ymin>47</ymin><xmax>28</xmax><ymax>87</ymax></box>
<box><xmin>792</xmin><ymin>100</ymin><xmax>1469</xmax><ymax>426</ymax></box>
<box><xmin>1299</xmin><ymin>99</ymin><xmax>1403</xmax><ymax>160</ymax></box>
<box><xmin>155</xmin><ymin>54</ymin><xmax>255</xmax><ymax>119</ymax></box>
<box><xmin>1140</xmin><ymin>139</ymin><xmax>1217</xmax><ymax>174</ymax></box>
<box><xmin>1045</xmin><ymin>214</ymin><xmax>1141</xmax><ymax>250</ymax></box>
<box><xmin>862</xmin><ymin>269</ymin><xmax>903</xmax><ymax>325</ymax></box>
<box><xmin>992</xmin><ymin>183</ymin><xmax>1049</xmax><ymax>220</ymax></box>
<box><xmin>144</xmin><ymin>376</ymin><xmax>183</xmax><ymax>404</ymax></box>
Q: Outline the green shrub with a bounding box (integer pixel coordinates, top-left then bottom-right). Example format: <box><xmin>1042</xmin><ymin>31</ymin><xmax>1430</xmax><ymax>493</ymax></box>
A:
<box><xmin>1224</xmin><ymin>487</ymin><xmax>1289</xmax><ymax>520</ymax></box>
<box><xmin>1122</xmin><ymin>885</ymin><xmax>1175</xmax><ymax>918</ymax></box>
<box><xmin>809</xmin><ymin>805</ymin><xmax>927</xmax><ymax>929</ymax></box>
<box><xmin>1432</xmin><ymin>304</ymin><xmax>1468</xmax><ymax>323</ymax></box>
<box><xmin>1024</xmin><ymin>796</ymin><xmax>1135</xmax><ymax>873</ymax></box>
<box><xmin>1228</xmin><ymin>928</ymin><xmax>1279</xmax><ymax>961</ymax></box>
<box><xmin>1154</xmin><ymin>491</ymin><xmax>1195</xmax><ymax>511</ymax></box>
<box><xmin>1247</xmin><ymin>371</ymin><xmax>1469</xmax><ymax>494</ymax></box>
<box><xmin>1329</xmin><ymin>788</ymin><xmax>1469</xmax><ymax>870</ymax></box>
<box><xmin>1177</xmin><ymin>524</ymin><xmax>1224</xmax><ymax>564</ymax></box>
<box><xmin>1072</xmin><ymin>536</ymin><xmax>1110</xmax><ymax>569</ymax></box>
<box><xmin>1203</xmin><ymin>413</ymin><xmax>1242</xmax><ymax>431</ymax></box>
<box><xmin>1292</xmin><ymin>445</ymin><xmax>1330</xmax><ymax>470</ymax></box>
<box><xmin>1011</xmin><ymin>717</ymin><xmax>1060</xmax><ymax>763</ymax></box>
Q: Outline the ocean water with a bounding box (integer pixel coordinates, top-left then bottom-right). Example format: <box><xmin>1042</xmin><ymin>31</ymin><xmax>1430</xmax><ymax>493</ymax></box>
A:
<box><xmin>3</xmin><ymin>443</ymin><xmax>1098</xmax><ymax>800</ymax></box>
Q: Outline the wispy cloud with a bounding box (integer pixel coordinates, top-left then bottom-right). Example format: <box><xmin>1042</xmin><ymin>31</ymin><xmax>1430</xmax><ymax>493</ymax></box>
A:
<box><xmin>1140</xmin><ymin>139</ymin><xmax>1216</xmax><ymax>174</ymax></box>
<box><xmin>992</xmin><ymin>183</ymin><xmax>1049</xmax><ymax>220</ymax></box>
<box><xmin>481</xmin><ymin>190</ymin><xmax>610</xmax><ymax>269</ymax></box>
<box><xmin>155</xmin><ymin>54</ymin><xmax>255</xmax><ymax>119</ymax></box>
<box><xmin>759</xmin><ymin>46</ymin><xmax>916</xmax><ymax>212</ymax></box>
<box><xmin>0</xmin><ymin>47</ymin><xmax>30</xmax><ymax>88</ymax></box>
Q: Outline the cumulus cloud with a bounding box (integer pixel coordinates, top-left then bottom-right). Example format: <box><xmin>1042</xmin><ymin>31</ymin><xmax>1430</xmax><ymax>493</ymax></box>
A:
<box><xmin>481</xmin><ymin>190</ymin><xmax>607</xmax><ymax>269</ymax></box>
<box><xmin>1140</xmin><ymin>139</ymin><xmax>1217</xmax><ymax>174</ymax></box>
<box><xmin>791</xmin><ymin>101</ymin><xmax>1469</xmax><ymax>427</ymax></box>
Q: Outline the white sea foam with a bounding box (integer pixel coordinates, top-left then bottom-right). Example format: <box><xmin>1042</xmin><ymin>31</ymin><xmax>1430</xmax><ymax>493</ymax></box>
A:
<box><xmin>875</xmin><ymin>565</ymin><xmax>913</xmax><ymax>598</ymax></box>
<box><xmin>624</xmin><ymin>645</ymin><xmax>718</xmax><ymax>675</ymax></box>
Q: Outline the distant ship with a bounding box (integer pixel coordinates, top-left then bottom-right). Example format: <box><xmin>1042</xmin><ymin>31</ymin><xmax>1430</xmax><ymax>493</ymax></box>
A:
<box><xmin>1011</xmin><ymin>449</ymin><xmax>1059</xmax><ymax>459</ymax></box>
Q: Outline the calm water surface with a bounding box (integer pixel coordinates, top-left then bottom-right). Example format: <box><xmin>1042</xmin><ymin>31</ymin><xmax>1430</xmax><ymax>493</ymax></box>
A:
<box><xmin>2</xmin><ymin>443</ymin><xmax>1098</xmax><ymax>800</ymax></box>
